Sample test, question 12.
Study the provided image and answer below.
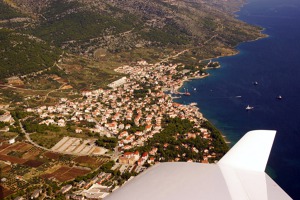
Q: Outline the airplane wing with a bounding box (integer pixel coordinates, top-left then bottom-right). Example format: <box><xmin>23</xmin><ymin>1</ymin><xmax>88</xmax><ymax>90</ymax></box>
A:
<box><xmin>105</xmin><ymin>130</ymin><xmax>292</xmax><ymax>200</ymax></box>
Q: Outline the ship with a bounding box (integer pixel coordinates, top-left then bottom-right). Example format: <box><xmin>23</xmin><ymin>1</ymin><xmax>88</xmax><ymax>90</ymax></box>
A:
<box><xmin>246</xmin><ymin>105</ymin><xmax>254</xmax><ymax>110</ymax></box>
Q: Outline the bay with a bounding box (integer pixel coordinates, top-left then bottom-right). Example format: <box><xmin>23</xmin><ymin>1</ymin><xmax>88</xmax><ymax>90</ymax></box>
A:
<box><xmin>176</xmin><ymin>0</ymin><xmax>300</xmax><ymax>198</ymax></box>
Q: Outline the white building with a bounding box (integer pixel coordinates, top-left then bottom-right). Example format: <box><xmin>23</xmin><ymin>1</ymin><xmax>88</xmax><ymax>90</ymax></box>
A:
<box><xmin>107</xmin><ymin>77</ymin><xmax>127</xmax><ymax>88</ymax></box>
<box><xmin>81</xmin><ymin>183</ymin><xmax>110</xmax><ymax>199</ymax></box>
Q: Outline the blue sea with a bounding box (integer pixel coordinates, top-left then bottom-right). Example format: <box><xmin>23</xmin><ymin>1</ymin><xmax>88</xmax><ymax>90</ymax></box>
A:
<box><xmin>176</xmin><ymin>0</ymin><xmax>300</xmax><ymax>198</ymax></box>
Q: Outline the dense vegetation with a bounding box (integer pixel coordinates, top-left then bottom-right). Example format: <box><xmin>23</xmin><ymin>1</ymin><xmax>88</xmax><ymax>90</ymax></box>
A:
<box><xmin>21</xmin><ymin>116</ymin><xmax>60</xmax><ymax>134</ymax></box>
<box><xmin>133</xmin><ymin>89</ymin><xmax>149</xmax><ymax>99</ymax></box>
<box><xmin>95</xmin><ymin>136</ymin><xmax>118</xmax><ymax>150</ymax></box>
<box><xmin>140</xmin><ymin>26</ymin><xmax>189</xmax><ymax>46</ymax></box>
<box><xmin>202</xmin><ymin>121</ymin><xmax>229</xmax><ymax>158</ymax></box>
<box><xmin>0</xmin><ymin>1</ymin><xmax>23</xmax><ymax>19</ymax></box>
<box><xmin>31</xmin><ymin>10</ymin><xmax>137</xmax><ymax>45</ymax></box>
<box><xmin>132</xmin><ymin>117</ymin><xmax>227</xmax><ymax>162</ymax></box>
<box><xmin>0</xmin><ymin>29</ymin><xmax>61</xmax><ymax>79</ymax></box>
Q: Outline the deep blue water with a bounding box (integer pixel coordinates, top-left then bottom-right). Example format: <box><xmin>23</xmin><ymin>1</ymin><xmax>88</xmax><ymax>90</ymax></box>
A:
<box><xmin>176</xmin><ymin>0</ymin><xmax>300</xmax><ymax>198</ymax></box>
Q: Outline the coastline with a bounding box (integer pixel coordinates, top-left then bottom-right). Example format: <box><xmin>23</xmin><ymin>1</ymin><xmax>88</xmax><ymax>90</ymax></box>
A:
<box><xmin>171</xmin><ymin>36</ymin><xmax>267</xmax><ymax>150</ymax></box>
<box><xmin>171</xmin><ymin>1</ymin><xmax>300</xmax><ymax>198</ymax></box>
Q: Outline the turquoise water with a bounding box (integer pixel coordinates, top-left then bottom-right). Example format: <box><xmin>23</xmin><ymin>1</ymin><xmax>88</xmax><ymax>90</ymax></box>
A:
<box><xmin>176</xmin><ymin>0</ymin><xmax>300</xmax><ymax>198</ymax></box>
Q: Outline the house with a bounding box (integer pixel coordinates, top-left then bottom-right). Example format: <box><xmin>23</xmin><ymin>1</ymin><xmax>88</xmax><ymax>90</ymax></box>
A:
<box><xmin>9</xmin><ymin>137</ymin><xmax>16</xmax><ymax>144</ymax></box>
<box><xmin>128</xmin><ymin>157</ymin><xmax>136</xmax><ymax>165</ymax></box>
<box><xmin>192</xmin><ymin>147</ymin><xmax>199</xmax><ymax>153</ymax></box>
<box><xmin>77</xmin><ymin>180</ymin><xmax>86</xmax><ymax>188</ymax></box>
<box><xmin>142</xmin><ymin>152</ymin><xmax>149</xmax><ymax>161</ymax></box>
<box><xmin>145</xmin><ymin>124</ymin><xmax>152</xmax><ymax>132</ymax></box>
<box><xmin>133</xmin><ymin>151</ymin><xmax>140</xmax><ymax>161</ymax></box>
<box><xmin>125</xmin><ymin>124</ymin><xmax>131</xmax><ymax>129</ymax></box>
<box><xmin>134</xmin><ymin>131</ymin><xmax>143</xmax><ymax>136</ymax></box>
<box><xmin>26</xmin><ymin>108</ymin><xmax>34</xmax><ymax>112</ymax></box>
<box><xmin>201</xmin><ymin>156</ymin><xmax>209</xmax><ymax>164</ymax></box>
<box><xmin>118</xmin><ymin>140</ymin><xmax>124</xmax><ymax>147</ymax></box>
<box><xmin>82</xmin><ymin>90</ymin><xmax>92</xmax><ymax>97</ymax></box>
<box><xmin>40</xmin><ymin>119</ymin><xmax>55</xmax><ymax>126</ymax></box>
<box><xmin>61</xmin><ymin>184</ymin><xmax>72</xmax><ymax>194</ymax></box>
<box><xmin>124</xmin><ymin>152</ymin><xmax>134</xmax><ymax>159</ymax></box>
<box><xmin>14</xmin><ymin>197</ymin><xmax>25</xmax><ymax>200</ymax></box>
<box><xmin>108</xmin><ymin>77</ymin><xmax>127</xmax><ymax>88</ymax></box>
<box><xmin>119</xmin><ymin>156</ymin><xmax>129</xmax><ymax>164</ymax></box>
<box><xmin>154</xmin><ymin>125</ymin><xmax>161</xmax><ymax>131</ymax></box>
<box><xmin>145</xmin><ymin>115</ymin><xmax>153</xmax><ymax>122</ymax></box>
<box><xmin>75</xmin><ymin>129</ymin><xmax>83</xmax><ymax>134</ymax></box>
<box><xmin>137</xmin><ymin>152</ymin><xmax>150</xmax><ymax>166</ymax></box>
<box><xmin>128</xmin><ymin>142</ymin><xmax>136</xmax><ymax>148</ymax></box>
<box><xmin>65</xmin><ymin>194</ymin><xmax>85</xmax><ymax>200</ymax></box>
<box><xmin>58</xmin><ymin>119</ymin><xmax>66</xmax><ymax>127</ymax></box>
<box><xmin>107</xmin><ymin>122</ymin><xmax>118</xmax><ymax>131</ymax></box>
<box><xmin>149</xmin><ymin>147</ymin><xmax>158</xmax><ymax>156</ymax></box>
<box><xmin>137</xmin><ymin>158</ymin><xmax>144</xmax><ymax>166</ymax></box>
<box><xmin>147</xmin><ymin>157</ymin><xmax>155</xmax><ymax>164</ymax></box>
<box><xmin>0</xmin><ymin>104</ymin><xmax>9</xmax><ymax>109</ymax></box>
<box><xmin>119</xmin><ymin>154</ymin><xmax>135</xmax><ymax>164</ymax></box>
<box><xmin>187</xmin><ymin>132</ymin><xmax>197</xmax><ymax>139</ymax></box>
<box><xmin>81</xmin><ymin>183</ymin><xmax>110</xmax><ymax>199</ymax></box>
<box><xmin>118</xmin><ymin>123</ymin><xmax>125</xmax><ymax>130</ymax></box>
<box><xmin>118</xmin><ymin>131</ymin><xmax>128</xmax><ymax>139</ymax></box>
<box><xmin>0</xmin><ymin>114</ymin><xmax>15</xmax><ymax>125</ymax></box>
<box><xmin>123</xmin><ymin>135</ymin><xmax>135</xmax><ymax>144</ymax></box>
<box><xmin>30</xmin><ymin>189</ymin><xmax>42</xmax><ymax>199</ymax></box>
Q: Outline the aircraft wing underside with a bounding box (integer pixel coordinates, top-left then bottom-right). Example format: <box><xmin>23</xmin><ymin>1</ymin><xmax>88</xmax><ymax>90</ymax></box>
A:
<box><xmin>105</xmin><ymin>130</ymin><xmax>292</xmax><ymax>200</ymax></box>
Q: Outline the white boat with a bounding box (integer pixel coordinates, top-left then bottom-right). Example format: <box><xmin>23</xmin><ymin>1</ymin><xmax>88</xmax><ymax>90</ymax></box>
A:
<box><xmin>236</xmin><ymin>96</ymin><xmax>242</xmax><ymax>98</ymax></box>
<box><xmin>190</xmin><ymin>102</ymin><xmax>198</xmax><ymax>106</ymax></box>
<box><xmin>277</xmin><ymin>95</ymin><xmax>282</xmax><ymax>100</ymax></box>
<box><xmin>246</xmin><ymin>105</ymin><xmax>254</xmax><ymax>110</ymax></box>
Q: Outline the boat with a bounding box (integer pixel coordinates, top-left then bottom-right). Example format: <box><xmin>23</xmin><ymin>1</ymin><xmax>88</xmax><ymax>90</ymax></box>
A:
<box><xmin>253</xmin><ymin>81</ymin><xmax>258</xmax><ymax>85</ymax></box>
<box><xmin>194</xmin><ymin>88</ymin><xmax>197</xmax><ymax>91</ymax></box>
<box><xmin>277</xmin><ymin>95</ymin><xmax>282</xmax><ymax>100</ymax></box>
<box><xmin>246</xmin><ymin>105</ymin><xmax>254</xmax><ymax>110</ymax></box>
<box><xmin>172</xmin><ymin>96</ymin><xmax>182</xmax><ymax>99</ymax></box>
<box><xmin>184</xmin><ymin>88</ymin><xmax>191</xmax><ymax>96</ymax></box>
<box><xmin>190</xmin><ymin>102</ymin><xmax>198</xmax><ymax>106</ymax></box>
<box><xmin>236</xmin><ymin>96</ymin><xmax>242</xmax><ymax>98</ymax></box>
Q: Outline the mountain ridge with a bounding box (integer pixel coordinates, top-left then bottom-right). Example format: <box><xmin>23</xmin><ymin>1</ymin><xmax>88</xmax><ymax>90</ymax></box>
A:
<box><xmin>0</xmin><ymin>0</ymin><xmax>264</xmax><ymax>79</ymax></box>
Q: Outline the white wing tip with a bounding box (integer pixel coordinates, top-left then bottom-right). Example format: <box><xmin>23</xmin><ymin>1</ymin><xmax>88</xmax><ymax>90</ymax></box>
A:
<box><xmin>218</xmin><ymin>130</ymin><xmax>276</xmax><ymax>172</ymax></box>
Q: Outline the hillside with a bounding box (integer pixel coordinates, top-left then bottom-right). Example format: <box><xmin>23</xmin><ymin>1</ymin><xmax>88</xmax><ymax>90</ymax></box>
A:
<box><xmin>0</xmin><ymin>1</ymin><xmax>61</xmax><ymax>79</ymax></box>
<box><xmin>0</xmin><ymin>0</ymin><xmax>264</xmax><ymax>80</ymax></box>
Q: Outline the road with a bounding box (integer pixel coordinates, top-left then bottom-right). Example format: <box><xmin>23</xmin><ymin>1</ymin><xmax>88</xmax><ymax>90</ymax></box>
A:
<box><xmin>19</xmin><ymin>121</ymin><xmax>50</xmax><ymax>151</ymax></box>
<box><xmin>155</xmin><ymin>49</ymin><xmax>189</xmax><ymax>66</ymax></box>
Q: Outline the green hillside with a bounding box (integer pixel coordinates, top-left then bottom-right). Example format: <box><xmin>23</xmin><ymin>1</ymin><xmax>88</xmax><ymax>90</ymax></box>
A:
<box><xmin>0</xmin><ymin>29</ymin><xmax>61</xmax><ymax>79</ymax></box>
<box><xmin>0</xmin><ymin>0</ymin><xmax>264</xmax><ymax>79</ymax></box>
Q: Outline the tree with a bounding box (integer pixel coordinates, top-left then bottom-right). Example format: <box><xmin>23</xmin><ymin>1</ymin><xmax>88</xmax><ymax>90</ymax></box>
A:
<box><xmin>95</xmin><ymin>136</ymin><xmax>118</xmax><ymax>150</ymax></box>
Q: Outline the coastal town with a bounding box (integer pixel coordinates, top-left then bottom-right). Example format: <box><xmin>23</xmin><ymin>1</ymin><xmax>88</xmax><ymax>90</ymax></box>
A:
<box><xmin>0</xmin><ymin>59</ymin><xmax>226</xmax><ymax>199</ymax></box>
<box><xmin>2</xmin><ymin>0</ymin><xmax>297</xmax><ymax>197</ymax></box>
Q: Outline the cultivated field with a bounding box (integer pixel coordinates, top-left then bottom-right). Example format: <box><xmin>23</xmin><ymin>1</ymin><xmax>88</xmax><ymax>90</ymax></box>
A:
<box><xmin>41</xmin><ymin>166</ymin><xmax>90</xmax><ymax>182</ymax></box>
<box><xmin>74</xmin><ymin>156</ymin><xmax>109</xmax><ymax>168</ymax></box>
<box><xmin>0</xmin><ymin>140</ymin><xmax>110</xmax><ymax>198</ymax></box>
